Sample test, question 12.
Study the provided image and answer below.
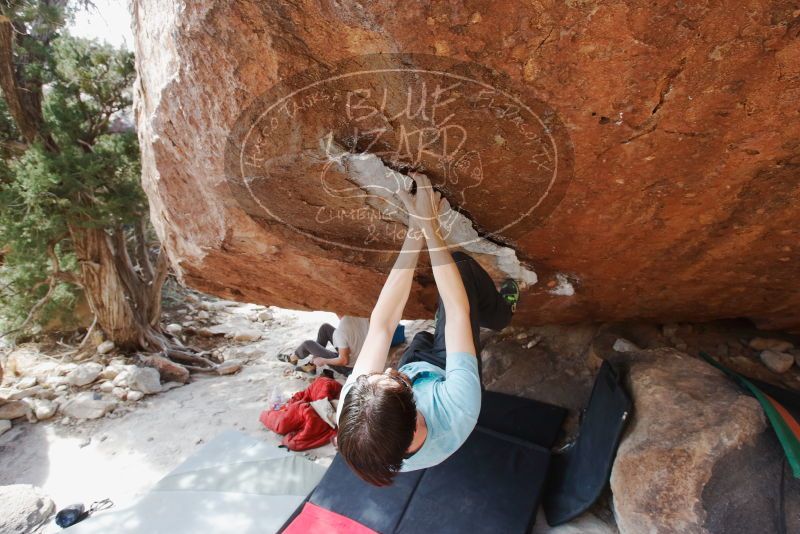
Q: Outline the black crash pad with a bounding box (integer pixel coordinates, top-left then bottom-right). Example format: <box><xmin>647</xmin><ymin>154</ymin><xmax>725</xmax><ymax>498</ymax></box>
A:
<box><xmin>543</xmin><ymin>361</ymin><xmax>632</xmax><ymax>526</ymax></box>
<box><xmin>306</xmin><ymin>428</ymin><xmax>550</xmax><ymax>534</ymax></box>
<box><xmin>396</xmin><ymin>428</ymin><xmax>550</xmax><ymax>534</ymax></box>
<box><xmin>479</xmin><ymin>390</ymin><xmax>567</xmax><ymax>449</ymax></box>
<box><xmin>283</xmin><ymin>376</ymin><xmax>636</xmax><ymax>533</ymax></box>
<box><xmin>292</xmin><ymin>391</ymin><xmax>566</xmax><ymax>534</ymax></box>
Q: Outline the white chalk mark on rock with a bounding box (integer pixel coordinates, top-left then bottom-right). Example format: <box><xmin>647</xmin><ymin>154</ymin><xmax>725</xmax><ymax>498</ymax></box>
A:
<box><xmin>323</xmin><ymin>144</ymin><xmax>538</xmax><ymax>287</ymax></box>
<box><xmin>549</xmin><ymin>273</ymin><xmax>576</xmax><ymax>296</ymax></box>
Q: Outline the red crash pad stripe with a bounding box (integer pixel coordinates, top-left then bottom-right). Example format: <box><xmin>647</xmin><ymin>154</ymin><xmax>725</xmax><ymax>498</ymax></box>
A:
<box><xmin>765</xmin><ymin>394</ymin><xmax>800</xmax><ymax>441</ymax></box>
<box><xmin>283</xmin><ymin>502</ymin><xmax>378</xmax><ymax>534</ymax></box>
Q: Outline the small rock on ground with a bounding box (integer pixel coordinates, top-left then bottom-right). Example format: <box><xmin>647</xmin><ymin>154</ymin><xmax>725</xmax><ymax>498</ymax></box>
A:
<box><xmin>61</xmin><ymin>392</ymin><xmax>117</xmax><ymax>420</ymax></box>
<box><xmin>67</xmin><ymin>362</ymin><xmax>104</xmax><ymax>387</ymax></box>
<box><xmin>96</xmin><ymin>340</ymin><xmax>116</xmax><ymax>355</ymax></box>
<box><xmin>16</xmin><ymin>376</ymin><xmax>38</xmax><ymax>389</ymax></box>
<box><xmin>233</xmin><ymin>329</ymin><xmax>262</xmax><ymax>342</ymax></box>
<box><xmin>613</xmin><ymin>338</ymin><xmax>641</xmax><ymax>353</ymax></box>
<box><xmin>127</xmin><ymin>367</ymin><xmax>162</xmax><ymax>394</ymax></box>
<box><xmin>33</xmin><ymin>399</ymin><xmax>56</xmax><ymax>420</ymax></box>
<box><xmin>0</xmin><ymin>400</ymin><xmax>32</xmax><ymax>421</ymax></box>
<box><xmin>166</xmin><ymin>323</ymin><xmax>183</xmax><ymax>335</ymax></box>
<box><xmin>760</xmin><ymin>350</ymin><xmax>794</xmax><ymax>373</ymax></box>
<box><xmin>217</xmin><ymin>359</ymin><xmax>243</xmax><ymax>375</ymax></box>
<box><xmin>140</xmin><ymin>355</ymin><xmax>190</xmax><ymax>384</ymax></box>
<box><xmin>749</xmin><ymin>337</ymin><xmax>794</xmax><ymax>353</ymax></box>
<box><xmin>0</xmin><ymin>484</ymin><xmax>55</xmax><ymax>534</ymax></box>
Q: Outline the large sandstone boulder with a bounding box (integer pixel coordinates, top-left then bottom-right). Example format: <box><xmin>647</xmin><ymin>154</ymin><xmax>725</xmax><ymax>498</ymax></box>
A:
<box><xmin>609</xmin><ymin>348</ymin><xmax>768</xmax><ymax>533</ymax></box>
<box><xmin>132</xmin><ymin>1</ymin><xmax>800</xmax><ymax>329</ymax></box>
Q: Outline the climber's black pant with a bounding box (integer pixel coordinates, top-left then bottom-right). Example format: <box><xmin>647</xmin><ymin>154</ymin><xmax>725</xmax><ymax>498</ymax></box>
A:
<box><xmin>399</xmin><ymin>251</ymin><xmax>513</xmax><ymax>381</ymax></box>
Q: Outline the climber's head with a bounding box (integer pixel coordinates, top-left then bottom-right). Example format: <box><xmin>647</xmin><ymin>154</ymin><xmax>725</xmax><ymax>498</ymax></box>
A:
<box><xmin>336</xmin><ymin>369</ymin><xmax>417</xmax><ymax>486</ymax></box>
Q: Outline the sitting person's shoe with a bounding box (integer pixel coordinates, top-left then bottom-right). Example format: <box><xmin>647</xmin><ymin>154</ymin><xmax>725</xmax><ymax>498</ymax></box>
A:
<box><xmin>277</xmin><ymin>352</ymin><xmax>299</xmax><ymax>364</ymax></box>
<box><xmin>500</xmin><ymin>279</ymin><xmax>520</xmax><ymax>312</ymax></box>
<box><xmin>296</xmin><ymin>363</ymin><xmax>316</xmax><ymax>374</ymax></box>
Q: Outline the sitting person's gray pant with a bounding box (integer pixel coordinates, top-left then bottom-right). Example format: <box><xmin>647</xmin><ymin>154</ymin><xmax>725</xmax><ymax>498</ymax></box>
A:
<box><xmin>295</xmin><ymin>323</ymin><xmax>353</xmax><ymax>376</ymax></box>
<box><xmin>295</xmin><ymin>323</ymin><xmax>338</xmax><ymax>359</ymax></box>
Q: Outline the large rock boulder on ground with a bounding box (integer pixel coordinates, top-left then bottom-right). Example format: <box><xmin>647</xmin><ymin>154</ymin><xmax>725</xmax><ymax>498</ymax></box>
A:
<box><xmin>133</xmin><ymin>0</ymin><xmax>800</xmax><ymax>330</ymax></box>
<box><xmin>701</xmin><ymin>430</ymin><xmax>800</xmax><ymax>534</ymax></box>
<box><xmin>609</xmin><ymin>348</ymin><xmax>767</xmax><ymax>533</ymax></box>
<box><xmin>0</xmin><ymin>484</ymin><xmax>55</xmax><ymax>533</ymax></box>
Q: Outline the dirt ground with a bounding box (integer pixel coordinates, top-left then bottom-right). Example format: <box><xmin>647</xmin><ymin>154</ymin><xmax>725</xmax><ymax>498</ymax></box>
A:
<box><xmin>0</xmin><ymin>306</ymin><xmax>340</xmax><ymax>517</ymax></box>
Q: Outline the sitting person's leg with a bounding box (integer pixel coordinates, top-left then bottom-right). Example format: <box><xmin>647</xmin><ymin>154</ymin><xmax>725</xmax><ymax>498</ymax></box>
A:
<box><xmin>316</xmin><ymin>322</ymin><xmax>336</xmax><ymax>348</ymax></box>
<box><xmin>295</xmin><ymin>339</ymin><xmax>338</xmax><ymax>360</ymax></box>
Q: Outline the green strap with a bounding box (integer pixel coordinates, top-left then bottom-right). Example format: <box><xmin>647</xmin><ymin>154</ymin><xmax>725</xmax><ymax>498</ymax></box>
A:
<box><xmin>700</xmin><ymin>352</ymin><xmax>800</xmax><ymax>478</ymax></box>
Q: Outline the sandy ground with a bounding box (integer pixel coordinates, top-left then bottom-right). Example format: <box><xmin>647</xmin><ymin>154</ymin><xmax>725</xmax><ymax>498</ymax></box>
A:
<box><xmin>0</xmin><ymin>307</ymin><xmax>342</xmax><ymax>521</ymax></box>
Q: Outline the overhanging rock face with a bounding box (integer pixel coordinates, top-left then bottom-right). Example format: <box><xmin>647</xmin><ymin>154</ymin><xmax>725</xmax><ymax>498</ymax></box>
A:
<box><xmin>133</xmin><ymin>0</ymin><xmax>800</xmax><ymax>329</ymax></box>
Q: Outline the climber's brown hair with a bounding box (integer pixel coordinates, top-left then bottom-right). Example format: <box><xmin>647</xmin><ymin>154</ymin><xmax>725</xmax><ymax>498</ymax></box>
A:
<box><xmin>336</xmin><ymin>370</ymin><xmax>416</xmax><ymax>486</ymax></box>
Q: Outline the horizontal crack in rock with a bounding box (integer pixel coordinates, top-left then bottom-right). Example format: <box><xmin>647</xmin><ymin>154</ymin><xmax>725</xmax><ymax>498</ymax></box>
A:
<box><xmin>325</xmin><ymin>143</ymin><xmax>540</xmax><ymax>287</ymax></box>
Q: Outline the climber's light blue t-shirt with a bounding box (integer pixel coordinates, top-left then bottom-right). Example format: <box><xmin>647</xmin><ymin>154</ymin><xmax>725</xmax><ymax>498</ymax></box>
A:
<box><xmin>337</xmin><ymin>352</ymin><xmax>481</xmax><ymax>472</ymax></box>
<box><xmin>398</xmin><ymin>352</ymin><xmax>481</xmax><ymax>471</ymax></box>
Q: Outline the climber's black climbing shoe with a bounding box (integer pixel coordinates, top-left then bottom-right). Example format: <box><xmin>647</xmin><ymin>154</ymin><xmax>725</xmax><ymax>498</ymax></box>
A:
<box><xmin>500</xmin><ymin>279</ymin><xmax>520</xmax><ymax>312</ymax></box>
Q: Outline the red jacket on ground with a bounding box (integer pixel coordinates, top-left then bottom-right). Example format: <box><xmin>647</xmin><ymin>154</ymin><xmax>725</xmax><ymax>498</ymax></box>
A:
<box><xmin>260</xmin><ymin>377</ymin><xmax>343</xmax><ymax>451</ymax></box>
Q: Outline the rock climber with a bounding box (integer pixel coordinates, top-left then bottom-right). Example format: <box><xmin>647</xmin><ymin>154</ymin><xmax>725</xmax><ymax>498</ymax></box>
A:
<box><xmin>335</xmin><ymin>173</ymin><xmax>520</xmax><ymax>486</ymax></box>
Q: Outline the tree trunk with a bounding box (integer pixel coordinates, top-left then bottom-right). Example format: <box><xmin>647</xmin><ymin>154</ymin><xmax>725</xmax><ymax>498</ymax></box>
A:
<box><xmin>69</xmin><ymin>222</ymin><xmax>217</xmax><ymax>370</ymax></box>
<box><xmin>69</xmin><ymin>224</ymin><xmax>155</xmax><ymax>350</ymax></box>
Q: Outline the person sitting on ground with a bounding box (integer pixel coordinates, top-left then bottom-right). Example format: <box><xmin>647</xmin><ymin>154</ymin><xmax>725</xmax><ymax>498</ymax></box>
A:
<box><xmin>335</xmin><ymin>174</ymin><xmax>520</xmax><ymax>486</ymax></box>
<box><xmin>288</xmin><ymin>316</ymin><xmax>369</xmax><ymax>376</ymax></box>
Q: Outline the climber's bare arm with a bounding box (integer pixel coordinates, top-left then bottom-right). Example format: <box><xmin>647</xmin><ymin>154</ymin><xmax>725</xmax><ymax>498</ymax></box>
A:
<box><xmin>404</xmin><ymin>174</ymin><xmax>475</xmax><ymax>356</ymax></box>
<box><xmin>424</xmin><ymin>225</ymin><xmax>474</xmax><ymax>356</ymax></box>
<box><xmin>350</xmin><ymin>229</ymin><xmax>423</xmax><ymax>377</ymax></box>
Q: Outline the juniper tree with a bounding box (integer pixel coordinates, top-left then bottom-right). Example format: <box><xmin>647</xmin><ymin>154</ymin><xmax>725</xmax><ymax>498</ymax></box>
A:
<box><xmin>0</xmin><ymin>1</ymin><xmax>214</xmax><ymax>371</ymax></box>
